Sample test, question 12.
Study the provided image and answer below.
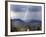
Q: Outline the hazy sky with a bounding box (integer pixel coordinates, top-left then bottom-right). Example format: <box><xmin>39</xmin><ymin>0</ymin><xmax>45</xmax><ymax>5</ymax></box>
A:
<box><xmin>10</xmin><ymin>5</ymin><xmax>42</xmax><ymax>21</ymax></box>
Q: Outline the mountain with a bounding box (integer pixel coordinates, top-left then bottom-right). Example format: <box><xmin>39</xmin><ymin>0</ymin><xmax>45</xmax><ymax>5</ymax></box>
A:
<box><xmin>11</xmin><ymin>19</ymin><xmax>25</xmax><ymax>27</ymax></box>
<box><xmin>11</xmin><ymin>19</ymin><xmax>24</xmax><ymax>22</ymax></box>
<box><xmin>11</xmin><ymin>19</ymin><xmax>41</xmax><ymax>27</ymax></box>
<box><xmin>30</xmin><ymin>20</ymin><xmax>41</xmax><ymax>23</ymax></box>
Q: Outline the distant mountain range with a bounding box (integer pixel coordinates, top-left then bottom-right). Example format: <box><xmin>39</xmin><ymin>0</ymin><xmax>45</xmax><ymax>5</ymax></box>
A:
<box><xmin>11</xmin><ymin>19</ymin><xmax>25</xmax><ymax>27</ymax></box>
<box><xmin>11</xmin><ymin>19</ymin><xmax>41</xmax><ymax>23</ymax></box>
<box><xmin>11</xmin><ymin>19</ymin><xmax>41</xmax><ymax>30</ymax></box>
<box><xmin>29</xmin><ymin>20</ymin><xmax>41</xmax><ymax>23</ymax></box>
<box><xmin>11</xmin><ymin>19</ymin><xmax>25</xmax><ymax>24</ymax></box>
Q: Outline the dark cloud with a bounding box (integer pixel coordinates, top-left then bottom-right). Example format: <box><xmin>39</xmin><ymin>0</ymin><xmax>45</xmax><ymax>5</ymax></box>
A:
<box><xmin>29</xmin><ymin>6</ymin><xmax>41</xmax><ymax>12</ymax></box>
<box><xmin>10</xmin><ymin>5</ymin><xmax>41</xmax><ymax>12</ymax></box>
<box><xmin>10</xmin><ymin>5</ymin><xmax>26</xmax><ymax>12</ymax></box>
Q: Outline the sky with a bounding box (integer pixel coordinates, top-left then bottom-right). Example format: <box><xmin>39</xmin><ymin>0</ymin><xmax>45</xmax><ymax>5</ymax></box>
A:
<box><xmin>10</xmin><ymin>5</ymin><xmax>42</xmax><ymax>21</ymax></box>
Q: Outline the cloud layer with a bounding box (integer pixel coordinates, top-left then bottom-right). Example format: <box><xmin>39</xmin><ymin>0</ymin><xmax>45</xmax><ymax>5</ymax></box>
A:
<box><xmin>10</xmin><ymin>5</ymin><xmax>42</xmax><ymax>21</ymax></box>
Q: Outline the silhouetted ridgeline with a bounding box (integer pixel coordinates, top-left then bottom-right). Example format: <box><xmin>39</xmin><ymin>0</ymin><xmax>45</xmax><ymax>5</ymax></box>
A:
<box><xmin>11</xmin><ymin>19</ymin><xmax>42</xmax><ymax>32</ymax></box>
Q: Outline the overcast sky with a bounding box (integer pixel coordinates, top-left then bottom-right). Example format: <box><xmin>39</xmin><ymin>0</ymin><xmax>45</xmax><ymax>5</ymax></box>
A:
<box><xmin>10</xmin><ymin>5</ymin><xmax>42</xmax><ymax>21</ymax></box>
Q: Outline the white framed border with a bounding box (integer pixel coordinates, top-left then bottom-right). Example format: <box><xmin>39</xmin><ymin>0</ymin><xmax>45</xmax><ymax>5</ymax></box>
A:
<box><xmin>5</xmin><ymin>1</ymin><xmax>45</xmax><ymax>36</ymax></box>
